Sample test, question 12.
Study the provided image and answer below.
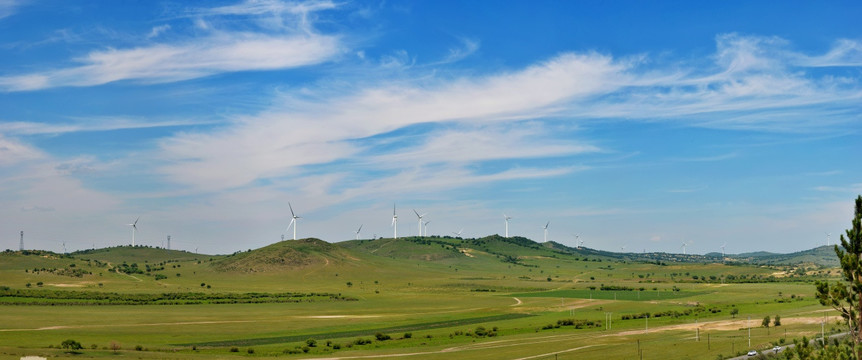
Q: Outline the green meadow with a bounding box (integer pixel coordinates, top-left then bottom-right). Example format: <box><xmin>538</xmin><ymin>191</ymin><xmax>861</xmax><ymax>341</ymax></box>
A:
<box><xmin>0</xmin><ymin>237</ymin><xmax>843</xmax><ymax>359</ymax></box>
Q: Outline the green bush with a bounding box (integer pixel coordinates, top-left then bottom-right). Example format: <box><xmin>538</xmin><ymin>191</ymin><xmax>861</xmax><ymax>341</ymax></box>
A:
<box><xmin>61</xmin><ymin>339</ymin><xmax>83</xmax><ymax>350</ymax></box>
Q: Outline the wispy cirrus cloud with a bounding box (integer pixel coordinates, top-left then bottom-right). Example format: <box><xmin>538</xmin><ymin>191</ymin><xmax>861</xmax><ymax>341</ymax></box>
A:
<box><xmin>157</xmin><ymin>52</ymin><xmax>626</xmax><ymax>191</ymax></box>
<box><xmin>0</xmin><ymin>0</ymin><xmax>342</xmax><ymax>91</ymax></box>
<box><xmin>0</xmin><ymin>117</ymin><xmax>218</xmax><ymax>135</ymax></box>
<box><xmin>0</xmin><ymin>0</ymin><xmax>25</xmax><ymax>20</ymax></box>
<box><xmin>153</xmin><ymin>34</ymin><xmax>862</xmax><ymax>198</ymax></box>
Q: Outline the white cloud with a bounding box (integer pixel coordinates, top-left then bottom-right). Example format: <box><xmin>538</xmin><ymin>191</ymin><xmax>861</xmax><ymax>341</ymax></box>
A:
<box><xmin>0</xmin><ymin>0</ymin><xmax>24</xmax><ymax>20</ymax></box>
<box><xmin>157</xmin><ymin>52</ymin><xmax>624</xmax><ymax>191</ymax></box>
<box><xmin>153</xmin><ymin>34</ymin><xmax>862</xmax><ymax>197</ymax></box>
<box><xmin>367</xmin><ymin>123</ymin><xmax>600</xmax><ymax>167</ymax></box>
<box><xmin>0</xmin><ymin>117</ymin><xmax>217</xmax><ymax>135</ymax></box>
<box><xmin>0</xmin><ymin>134</ymin><xmax>43</xmax><ymax>166</ymax></box>
<box><xmin>796</xmin><ymin>39</ymin><xmax>862</xmax><ymax>67</ymax></box>
<box><xmin>147</xmin><ymin>24</ymin><xmax>171</xmax><ymax>39</ymax></box>
<box><xmin>0</xmin><ymin>0</ymin><xmax>343</xmax><ymax>91</ymax></box>
<box><xmin>0</xmin><ymin>33</ymin><xmax>341</xmax><ymax>91</ymax></box>
<box><xmin>814</xmin><ymin>183</ymin><xmax>862</xmax><ymax>194</ymax></box>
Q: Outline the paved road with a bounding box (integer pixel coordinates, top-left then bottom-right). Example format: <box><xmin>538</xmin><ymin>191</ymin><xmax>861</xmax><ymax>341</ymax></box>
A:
<box><xmin>726</xmin><ymin>332</ymin><xmax>848</xmax><ymax>359</ymax></box>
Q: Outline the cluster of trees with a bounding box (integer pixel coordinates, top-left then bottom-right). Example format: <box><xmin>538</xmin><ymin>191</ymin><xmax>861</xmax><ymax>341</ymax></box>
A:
<box><xmin>0</xmin><ymin>287</ymin><xmax>356</xmax><ymax>306</ymax></box>
<box><xmin>27</xmin><ymin>266</ymin><xmax>91</xmax><ymax>278</ymax></box>
<box><xmin>620</xmin><ymin>305</ymin><xmax>720</xmax><ymax>321</ymax></box>
<box><xmin>541</xmin><ymin>319</ymin><xmax>601</xmax><ymax>330</ymax></box>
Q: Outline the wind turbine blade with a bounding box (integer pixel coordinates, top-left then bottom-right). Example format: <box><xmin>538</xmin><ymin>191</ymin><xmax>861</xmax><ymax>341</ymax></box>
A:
<box><xmin>133</xmin><ymin>217</ymin><xmax>139</xmax><ymax>226</ymax></box>
<box><xmin>393</xmin><ymin>203</ymin><xmax>396</xmax><ymax>215</ymax></box>
<box><xmin>357</xmin><ymin>224</ymin><xmax>363</xmax><ymax>233</ymax></box>
<box><xmin>413</xmin><ymin>209</ymin><xmax>420</xmax><ymax>218</ymax></box>
<box><xmin>391</xmin><ymin>217</ymin><xmax>395</xmax><ymax>227</ymax></box>
<box><xmin>288</xmin><ymin>202</ymin><xmax>296</xmax><ymax>217</ymax></box>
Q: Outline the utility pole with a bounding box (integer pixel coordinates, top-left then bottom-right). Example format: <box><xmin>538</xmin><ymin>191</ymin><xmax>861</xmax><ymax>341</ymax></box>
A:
<box><xmin>696</xmin><ymin>319</ymin><xmax>699</xmax><ymax>341</ymax></box>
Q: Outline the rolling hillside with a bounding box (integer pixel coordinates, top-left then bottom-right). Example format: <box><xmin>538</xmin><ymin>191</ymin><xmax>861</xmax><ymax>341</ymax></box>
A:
<box><xmin>213</xmin><ymin>238</ymin><xmax>365</xmax><ymax>272</ymax></box>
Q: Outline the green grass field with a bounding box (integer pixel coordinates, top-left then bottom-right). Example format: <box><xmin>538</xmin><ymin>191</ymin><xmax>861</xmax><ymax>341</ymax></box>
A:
<box><xmin>0</xmin><ymin>237</ymin><xmax>844</xmax><ymax>360</ymax></box>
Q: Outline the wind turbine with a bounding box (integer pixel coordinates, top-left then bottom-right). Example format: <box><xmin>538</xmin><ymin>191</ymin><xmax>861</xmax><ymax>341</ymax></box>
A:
<box><xmin>574</xmin><ymin>234</ymin><xmax>583</xmax><ymax>249</ymax></box>
<box><xmin>413</xmin><ymin>209</ymin><xmax>427</xmax><ymax>237</ymax></box>
<box><xmin>680</xmin><ymin>240</ymin><xmax>691</xmax><ymax>255</ymax></box>
<box><xmin>452</xmin><ymin>228</ymin><xmax>464</xmax><ymax>237</ymax></box>
<box><xmin>286</xmin><ymin>202</ymin><xmax>301</xmax><ymax>240</ymax></box>
<box><xmin>503</xmin><ymin>214</ymin><xmax>512</xmax><ymax>237</ymax></box>
<box><xmin>391</xmin><ymin>204</ymin><xmax>398</xmax><ymax>239</ymax></box>
<box><xmin>127</xmin><ymin>217</ymin><xmax>139</xmax><ymax>246</ymax></box>
<box><xmin>826</xmin><ymin>232</ymin><xmax>831</xmax><ymax>246</ymax></box>
<box><xmin>720</xmin><ymin>242</ymin><xmax>727</xmax><ymax>258</ymax></box>
<box><xmin>355</xmin><ymin>225</ymin><xmax>363</xmax><ymax>240</ymax></box>
<box><xmin>423</xmin><ymin>221</ymin><xmax>430</xmax><ymax>237</ymax></box>
<box><xmin>543</xmin><ymin>221</ymin><xmax>550</xmax><ymax>242</ymax></box>
<box><xmin>620</xmin><ymin>245</ymin><xmax>626</xmax><ymax>253</ymax></box>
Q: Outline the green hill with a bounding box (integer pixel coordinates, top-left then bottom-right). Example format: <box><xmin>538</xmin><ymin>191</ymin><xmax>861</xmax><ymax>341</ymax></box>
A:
<box><xmin>735</xmin><ymin>245</ymin><xmax>838</xmax><ymax>267</ymax></box>
<box><xmin>213</xmin><ymin>238</ymin><xmax>363</xmax><ymax>272</ymax></box>
<box><xmin>72</xmin><ymin>246</ymin><xmax>204</xmax><ymax>264</ymax></box>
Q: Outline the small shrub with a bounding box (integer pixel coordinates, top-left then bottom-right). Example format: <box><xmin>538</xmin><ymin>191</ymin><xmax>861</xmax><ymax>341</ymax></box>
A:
<box><xmin>135</xmin><ymin>345</ymin><xmax>143</xmax><ymax>351</ymax></box>
<box><xmin>306</xmin><ymin>339</ymin><xmax>317</xmax><ymax>347</ymax></box>
<box><xmin>61</xmin><ymin>339</ymin><xmax>83</xmax><ymax>350</ymax></box>
<box><xmin>332</xmin><ymin>344</ymin><xmax>341</xmax><ymax>349</ymax></box>
<box><xmin>403</xmin><ymin>332</ymin><xmax>412</xmax><ymax>339</ymax></box>
<box><xmin>230</xmin><ymin>347</ymin><xmax>239</xmax><ymax>352</ymax></box>
<box><xmin>302</xmin><ymin>346</ymin><xmax>310</xmax><ymax>353</ymax></box>
<box><xmin>375</xmin><ymin>332</ymin><xmax>391</xmax><ymax>341</ymax></box>
<box><xmin>247</xmin><ymin>348</ymin><xmax>254</xmax><ymax>354</ymax></box>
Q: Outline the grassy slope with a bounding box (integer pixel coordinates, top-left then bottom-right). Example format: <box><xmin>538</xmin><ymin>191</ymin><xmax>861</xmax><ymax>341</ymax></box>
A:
<box><xmin>0</xmin><ymin>238</ymin><xmax>842</xmax><ymax>360</ymax></box>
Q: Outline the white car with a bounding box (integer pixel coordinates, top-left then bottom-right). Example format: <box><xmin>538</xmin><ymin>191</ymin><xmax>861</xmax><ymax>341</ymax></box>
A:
<box><xmin>773</xmin><ymin>345</ymin><xmax>782</xmax><ymax>352</ymax></box>
<box><xmin>747</xmin><ymin>350</ymin><xmax>758</xmax><ymax>356</ymax></box>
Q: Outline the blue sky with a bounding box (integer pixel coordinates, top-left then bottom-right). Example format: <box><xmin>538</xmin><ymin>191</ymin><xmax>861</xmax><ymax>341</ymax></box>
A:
<box><xmin>1</xmin><ymin>0</ymin><xmax>860</xmax><ymax>254</ymax></box>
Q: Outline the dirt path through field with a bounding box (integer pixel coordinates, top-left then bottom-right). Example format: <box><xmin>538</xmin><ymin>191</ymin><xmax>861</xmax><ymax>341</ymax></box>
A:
<box><xmin>511</xmin><ymin>297</ymin><xmax>522</xmax><ymax>306</ymax></box>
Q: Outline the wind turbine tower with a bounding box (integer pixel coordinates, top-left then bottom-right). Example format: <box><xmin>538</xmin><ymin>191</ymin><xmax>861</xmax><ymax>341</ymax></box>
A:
<box><xmin>355</xmin><ymin>225</ymin><xmax>363</xmax><ymax>240</ymax></box>
<box><xmin>392</xmin><ymin>204</ymin><xmax>398</xmax><ymax>239</ymax></box>
<box><xmin>413</xmin><ymin>209</ymin><xmax>427</xmax><ymax>237</ymax></box>
<box><xmin>167</xmin><ymin>235</ymin><xmax>171</xmax><ymax>250</ymax></box>
<box><xmin>543</xmin><ymin>221</ymin><xmax>550</xmax><ymax>242</ymax></box>
<box><xmin>128</xmin><ymin>217</ymin><xmax>139</xmax><ymax>246</ymax></box>
<box><xmin>423</xmin><ymin>221</ymin><xmax>430</xmax><ymax>237</ymax></box>
<box><xmin>826</xmin><ymin>232</ymin><xmax>831</xmax><ymax>246</ymax></box>
<box><xmin>503</xmin><ymin>214</ymin><xmax>512</xmax><ymax>237</ymax></box>
<box><xmin>19</xmin><ymin>231</ymin><xmax>23</xmax><ymax>251</ymax></box>
<box><xmin>287</xmin><ymin>202</ymin><xmax>301</xmax><ymax>240</ymax></box>
<box><xmin>721</xmin><ymin>242</ymin><xmax>727</xmax><ymax>258</ymax></box>
<box><xmin>680</xmin><ymin>241</ymin><xmax>690</xmax><ymax>255</ymax></box>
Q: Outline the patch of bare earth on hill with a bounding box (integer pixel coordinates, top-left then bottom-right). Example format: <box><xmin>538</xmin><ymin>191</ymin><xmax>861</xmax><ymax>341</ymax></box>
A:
<box><xmin>48</xmin><ymin>283</ymin><xmax>86</xmax><ymax>287</ymax></box>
